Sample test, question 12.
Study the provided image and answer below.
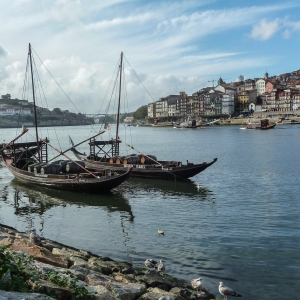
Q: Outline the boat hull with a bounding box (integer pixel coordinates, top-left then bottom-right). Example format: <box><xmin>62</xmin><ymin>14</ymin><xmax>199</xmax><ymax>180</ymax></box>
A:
<box><xmin>2</xmin><ymin>153</ymin><xmax>131</xmax><ymax>192</ymax></box>
<box><xmin>71</xmin><ymin>150</ymin><xmax>217</xmax><ymax>180</ymax></box>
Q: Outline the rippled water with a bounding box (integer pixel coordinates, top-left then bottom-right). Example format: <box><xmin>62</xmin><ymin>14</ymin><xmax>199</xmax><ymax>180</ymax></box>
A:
<box><xmin>0</xmin><ymin>124</ymin><xmax>300</xmax><ymax>300</ymax></box>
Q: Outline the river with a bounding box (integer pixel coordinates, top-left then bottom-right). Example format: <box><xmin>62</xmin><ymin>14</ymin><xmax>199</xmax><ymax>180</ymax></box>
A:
<box><xmin>0</xmin><ymin>123</ymin><xmax>299</xmax><ymax>300</ymax></box>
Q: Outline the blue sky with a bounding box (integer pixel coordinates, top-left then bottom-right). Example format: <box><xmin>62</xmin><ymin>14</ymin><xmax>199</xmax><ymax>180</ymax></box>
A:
<box><xmin>0</xmin><ymin>0</ymin><xmax>300</xmax><ymax>114</ymax></box>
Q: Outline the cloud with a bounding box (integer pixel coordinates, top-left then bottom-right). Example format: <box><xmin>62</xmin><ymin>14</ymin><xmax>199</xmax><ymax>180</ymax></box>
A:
<box><xmin>0</xmin><ymin>45</ymin><xmax>9</xmax><ymax>58</ymax></box>
<box><xmin>250</xmin><ymin>19</ymin><xmax>281</xmax><ymax>40</ymax></box>
<box><xmin>0</xmin><ymin>1</ymin><xmax>299</xmax><ymax>113</ymax></box>
<box><xmin>85</xmin><ymin>13</ymin><xmax>154</xmax><ymax>31</ymax></box>
<box><xmin>285</xmin><ymin>20</ymin><xmax>300</xmax><ymax>31</ymax></box>
<box><xmin>282</xmin><ymin>29</ymin><xmax>291</xmax><ymax>39</ymax></box>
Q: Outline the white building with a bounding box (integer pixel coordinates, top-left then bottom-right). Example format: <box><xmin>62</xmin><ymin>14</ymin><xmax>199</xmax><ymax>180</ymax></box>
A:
<box><xmin>222</xmin><ymin>94</ymin><xmax>235</xmax><ymax>115</ymax></box>
<box><xmin>0</xmin><ymin>105</ymin><xmax>31</xmax><ymax>116</ymax></box>
<box><xmin>255</xmin><ymin>79</ymin><xmax>266</xmax><ymax>95</ymax></box>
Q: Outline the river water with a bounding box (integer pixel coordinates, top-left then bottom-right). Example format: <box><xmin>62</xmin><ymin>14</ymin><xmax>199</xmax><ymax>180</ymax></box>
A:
<box><xmin>0</xmin><ymin>124</ymin><xmax>299</xmax><ymax>300</ymax></box>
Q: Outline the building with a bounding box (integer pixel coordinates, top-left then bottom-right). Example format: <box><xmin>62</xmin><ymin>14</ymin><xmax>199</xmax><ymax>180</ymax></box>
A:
<box><xmin>147</xmin><ymin>102</ymin><xmax>155</xmax><ymax>118</ymax></box>
<box><xmin>237</xmin><ymin>89</ymin><xmax>257</xmax><ymax>114</ymax></box>
<box><xmin>255</xmin><ymin>78</ymin><xmax>266</xmax><ymax>95</ymax></box>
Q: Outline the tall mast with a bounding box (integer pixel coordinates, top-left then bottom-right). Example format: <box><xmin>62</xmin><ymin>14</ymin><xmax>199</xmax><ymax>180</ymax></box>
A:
<box><xmin>115</xmin><ymin>52</ymin><xmax>123</xmax><ymax>154</ymax></box>
<box><xmin>28</xmin><ymin>43</ymin><xmax>41</xmax><ymax>162</ymax></box>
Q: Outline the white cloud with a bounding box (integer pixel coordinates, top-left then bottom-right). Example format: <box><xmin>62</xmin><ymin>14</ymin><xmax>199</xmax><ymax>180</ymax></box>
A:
<box><xmin>0</xmin><ymin>45</ymin><xmax>9</xmax><ymax>58</ymax></box>
<box><xmin>0</xmin><ymin>1</ymin><xmax>299</xmax><ymax>113</ymax></box>
<box><xmin>250</xmin><ymin>19</ymin><xmax>281</xmax><ymax>40</ymax></box>
<box><xmin>285</xmin><ymin>20</ymin><xmax>300</xmax><ymax>31</ymax></box>
<box><xmin>85</xmin><ymin>13</ymin><xmax>154</xmax><ymax>31</ymax></box>
<box><xmin>282</xmin><ymin>29</ymin><xmax>291</xmax><ymax>39</ymax></box>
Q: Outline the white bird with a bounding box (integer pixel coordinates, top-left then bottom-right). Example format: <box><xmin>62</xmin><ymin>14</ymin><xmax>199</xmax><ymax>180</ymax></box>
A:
<box><xmin>157</xmin><ymin>259</ymin><xmax>166</xmax><ymax>275</ymax></box>
<box><xmin>158</xmin><ymin>297</ymin><xmax>171</xmax><ymax>300</ymax></box>
<box><xmin>158</xmin><ymin>228</ymin><xmax>165</xmax><ymax>235</ymax></box>
<box><xmin>219</xmin><ymin>282</ymin><xmax>242</xmax><ymax>300</ymax></box>
<box><xmin>191</xmin><ymin>277</ymin><xmax>202</xmax><ymax>293</ymax></box>
<box><xmin>29</xmin><ymin>229</ymin><xmax>43</xmax><ymax>247</ymax></box>
<box><xmin>144</xmin><ymin>259</ymin><xmax>158</xmax><ymax>269</ymax></box>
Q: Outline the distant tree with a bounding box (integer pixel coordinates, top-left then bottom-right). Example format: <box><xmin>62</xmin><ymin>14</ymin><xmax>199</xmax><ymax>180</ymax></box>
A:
<box><xmin>133</xmin><ymin>105</ymin><xmax>147</xmax><ymax>119</ymax></box>
<box><xmin>53</xmin><ymin>108</ymin><xmax>62</xmax><ymax>114</ymax></box>
<box><xmin>1</xmin><ymin>94</ymin><xmax>11</xmax><ymax>100</ymax></box>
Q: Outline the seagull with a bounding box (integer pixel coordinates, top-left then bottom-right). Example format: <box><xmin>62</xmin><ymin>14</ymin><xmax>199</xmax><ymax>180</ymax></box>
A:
<box><xmin>29</xmin><ymin>229</ymin><xmax>43</xmax><ymax>247</ymax></box>
<box><xmin>191</xmin><ymin>277</ymin><xmax>202</xmax><ymax>294</ymax></box>
<box><xmin>157</xmin><ymin>259</ymin><xmax>166</xmax><ymax>275</ymax></box>
<box><xmin>144</xmin><ymin>259</ymin><xmax>158</xmax><ymax>270</ymax></box>
<box><xmin>158</xmin><ymin>228</ymin><xmax>165</xmax><ymax>235</ymax></box>
<box><xmin>219</xmin><ymin>282</ymin><xmax>242</xmax><ymax>300</ymax></box>
<box><xmin>158</xmin><ymin>297</ymin><xmax>171</xmax><ymax>300</ymax></box>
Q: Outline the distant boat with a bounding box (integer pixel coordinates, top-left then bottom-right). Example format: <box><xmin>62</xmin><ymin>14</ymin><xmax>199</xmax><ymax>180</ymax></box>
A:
<box><xmin>174</xmin><ymin>118</ymin><xmax>201</xmax><ymax>128</ymax></box>
<box><xmin>151</xmin><ymin>122</ymin><xmax>174</xmax><ymax>127</ymax></box>
<box><xmin>70</xmin><ymin>52</ymin><xmax>218</xmax><ymax>181</ymax></box>
<box><xmin>244</xmin><ymin>119</ymin><xmax>276</xmax><ymax>130</ymax></box>
<box><xmin>278</xmin><ymin>118</ymin><xmax>300</xmax><ymax>125</ymax></box>
<box><xmin>204</xmin><ymin>119</ymin><xmax>220</xmax><ymax>126</ymax></box>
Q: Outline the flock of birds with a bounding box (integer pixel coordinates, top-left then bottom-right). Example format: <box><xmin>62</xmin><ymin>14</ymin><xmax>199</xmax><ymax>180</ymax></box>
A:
<box><xmin>144</xmin><ymin>229</ymin><xmax>242</xmax><ymax>300</ymax></box>
<box><xmin>28</xmin><ymin>227</ymin><xmax>242</xmax><ymax>300</ymax></box>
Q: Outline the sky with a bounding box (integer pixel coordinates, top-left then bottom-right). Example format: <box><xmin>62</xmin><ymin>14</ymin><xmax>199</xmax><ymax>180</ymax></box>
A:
<box><xmin>0</xmin><ymin>0</ymin><xmax>300</xmax><ymax>114</ymax></box>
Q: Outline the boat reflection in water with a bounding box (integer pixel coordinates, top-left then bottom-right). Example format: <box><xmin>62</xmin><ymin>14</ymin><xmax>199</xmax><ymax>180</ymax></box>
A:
<box><xmin>121</xmin><ymin>178</ymin><xmax>215</xmax><ymax>202</ymax></box>
<box><xmin>9</xmin><ymin>180</ymin><xmax>135</xmax><ymax>222</ymax></box>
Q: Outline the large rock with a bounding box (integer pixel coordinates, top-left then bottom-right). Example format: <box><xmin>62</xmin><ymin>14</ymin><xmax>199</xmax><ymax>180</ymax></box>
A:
<box><xmin>0</xmin><ymin>290</ymin><xmax>55</xmax><ymax>299</ymax></box>
<box><xmin>137</xmin><ymin>286</ymin><xmax>186</xmax><ymax>300</ymax></box>
<box><xmin>9</xmin><ymin>240</ymin><xmax>69</xmax><ymax>268</ymax></box>
<box><xmin>85</xmin><ymin>270</ymin><xmax>147</xmax><ymax>300</ymax></box>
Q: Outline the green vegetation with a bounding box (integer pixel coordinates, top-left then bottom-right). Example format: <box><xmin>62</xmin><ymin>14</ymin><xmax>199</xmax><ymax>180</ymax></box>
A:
<box><xmin>0</xmin><ymin>246</ymin><xmax>96</xmax><ymax>298</ymax></box>
<box><xmin>43</xmin><ymin>270</ymin><xmax>96</xmax><ymax>299</ymax></box>
<box><xmin>133</xmin><ymin>105</ymin><xmax>147</xmax><ymax>120</ymax></box>
<box><xmin>0</xmin><ymin>245</ymin><xmax>37</xmax><ymax>292</ymax></box>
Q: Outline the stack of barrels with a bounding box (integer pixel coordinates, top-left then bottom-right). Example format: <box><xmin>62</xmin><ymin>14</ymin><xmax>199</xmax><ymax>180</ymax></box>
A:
<box><xmin>108</xmin><ymin>154</ymin><xmax>157</xmax><ymax>165</ymax></box>
<box><xmin>28</xmin><ymin>160</ymin><xmax>86</xmax><ymax>174</ymax></box>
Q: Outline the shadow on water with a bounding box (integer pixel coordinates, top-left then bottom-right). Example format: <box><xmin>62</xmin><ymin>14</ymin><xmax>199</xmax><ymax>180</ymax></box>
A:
<box><xmin>2</xmin><ymin>179</ymin><xmax>135</xmax><ymax>222</ymax></box>
<box><xmin>120</xmin><ymin>177</ymin><xmax>215</xmax><ymax>201</ymax></box>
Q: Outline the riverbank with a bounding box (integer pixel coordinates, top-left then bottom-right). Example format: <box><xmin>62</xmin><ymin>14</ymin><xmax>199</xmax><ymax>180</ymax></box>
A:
<box><xmin>0</xmin><ymin>223</ymin><xmax>216</xmax><ymax>300</ymax></box>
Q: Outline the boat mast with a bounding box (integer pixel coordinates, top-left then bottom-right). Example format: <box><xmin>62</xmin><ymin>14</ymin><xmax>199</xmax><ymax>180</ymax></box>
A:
<box><xmin>28</xmin><ymin>43</ymin><xmax>41</xmax><ymax>162</ymax></box>
<box><xmin>115</xmin><ymin>52</ymin><xmax>123</xmax><ymax>156</ymax></box>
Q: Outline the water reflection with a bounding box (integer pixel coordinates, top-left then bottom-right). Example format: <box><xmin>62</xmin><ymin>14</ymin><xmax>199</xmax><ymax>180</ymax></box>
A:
<box><xmin>121</xmin><ymin>178</ymin><xmax>214</xmax><ymax>201</ymax></box>
<box><xmin>6</xmin><ymin>180</ymin><xmax>135</xmax><ymax>222</ymax></box>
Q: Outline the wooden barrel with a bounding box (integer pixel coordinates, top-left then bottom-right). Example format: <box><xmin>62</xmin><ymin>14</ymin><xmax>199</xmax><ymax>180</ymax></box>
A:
<box><xmin>125</xmin><ymin>155</ymin><xmax>141</xmax><ymax>164</ymax></box>
<box><xmin>65</xmin><ymin>161</ymin><xmax>85</xmax><ymax>173</ymax></box>
<box><xmin>115</xmin><ymin>156</ymin><xmax>122</xmax><ymax>164</ymax></box>
<box><xmin>140</xmin><ymin>154</ymin><xmax>157</xmax><ymax>165</ymax></box>
<box><xmin>28</xmin><ymin>162</ymin><xmax>41</xmax><ymax>172</ymax></box>
<box><xmin>109</xmin><ymin>157</ymin><xmax>116</xmax><ymax>164</ymax></box>
<box><xmin>34</xmin><ymin>163</ymin><xmax>47</xmax><ymax>173</ymax></box>
<box><xmin>41</xmin><ymin>164</ymin><xmax>62</xmax><ymax>175</ymax></box>
<box><xmin>115</xmin><ymin>156</ymin><xmax>127</xmax><ymax>164</ymax></box>
<box><xmin>59</xmin><ymin>160</ymin><xmax>70</xmax><ymax>172</ymax></box>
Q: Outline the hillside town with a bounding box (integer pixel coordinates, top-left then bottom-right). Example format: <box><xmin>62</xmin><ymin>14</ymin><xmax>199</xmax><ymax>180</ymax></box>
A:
<box><xmin>147</xmin><ymin>70</ymin><xmax>300</xmax><ymax>120</ymax></box>
<box><xmin>0</xmin><ymin>95</ymin><xmax>94</xmax><ymax>127</ymax></box>
<box><xmin>1</xmin><ymin>69</ymin><xmax>300</xmax><ymax>128</ymax></box>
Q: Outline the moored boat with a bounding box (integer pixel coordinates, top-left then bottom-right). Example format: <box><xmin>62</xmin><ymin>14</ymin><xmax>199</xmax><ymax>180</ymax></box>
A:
<box><xmin>151</xmin><ymin>122</ymin><xmax>174</xmax><ymax>127</ymax></box>
<box><xmin>244</xmin><ymin>118</ymin><xmax>276</xmax><ymax>130</ymax></box>
<box><xmin>70</xmin><ymin>52</ymin><xmax>217</xmax><ymax>181</ymax></box>
<box><xmin>1</xmin><ymin>44</ymin><xmax>132</xmax><ymax>193</ymax></box>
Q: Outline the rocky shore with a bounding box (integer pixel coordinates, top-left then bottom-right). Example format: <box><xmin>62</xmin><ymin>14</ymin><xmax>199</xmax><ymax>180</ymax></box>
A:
<box><xmin>0</xmin><ymin>224</ymin><xmax>216</xmax><ymax>300</ymax></box>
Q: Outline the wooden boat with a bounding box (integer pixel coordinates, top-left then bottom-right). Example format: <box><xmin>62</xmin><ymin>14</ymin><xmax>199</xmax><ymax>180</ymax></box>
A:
<box><xmin>70</xmin><ymin>52</ymin><xmax>217</xmax><ymax>181</ymax></box>
<box><xmin>174</xmin><ymin>118</ymin><xmax>201</xmax><ymax>128</ymax></box>
<box><xmin>1</xmin><ymin>44</ymin><xmax>132</xmax><ymax>193</ymax></box>
<box><xmin>151</xmin><ymin>122</ymin><xmax>174</xmax><ymax>127</ymax></box>
<box><xmin>245</xmin><ymin>118</ymin><xmax>276</xmax><ymax>130</ymax></box>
